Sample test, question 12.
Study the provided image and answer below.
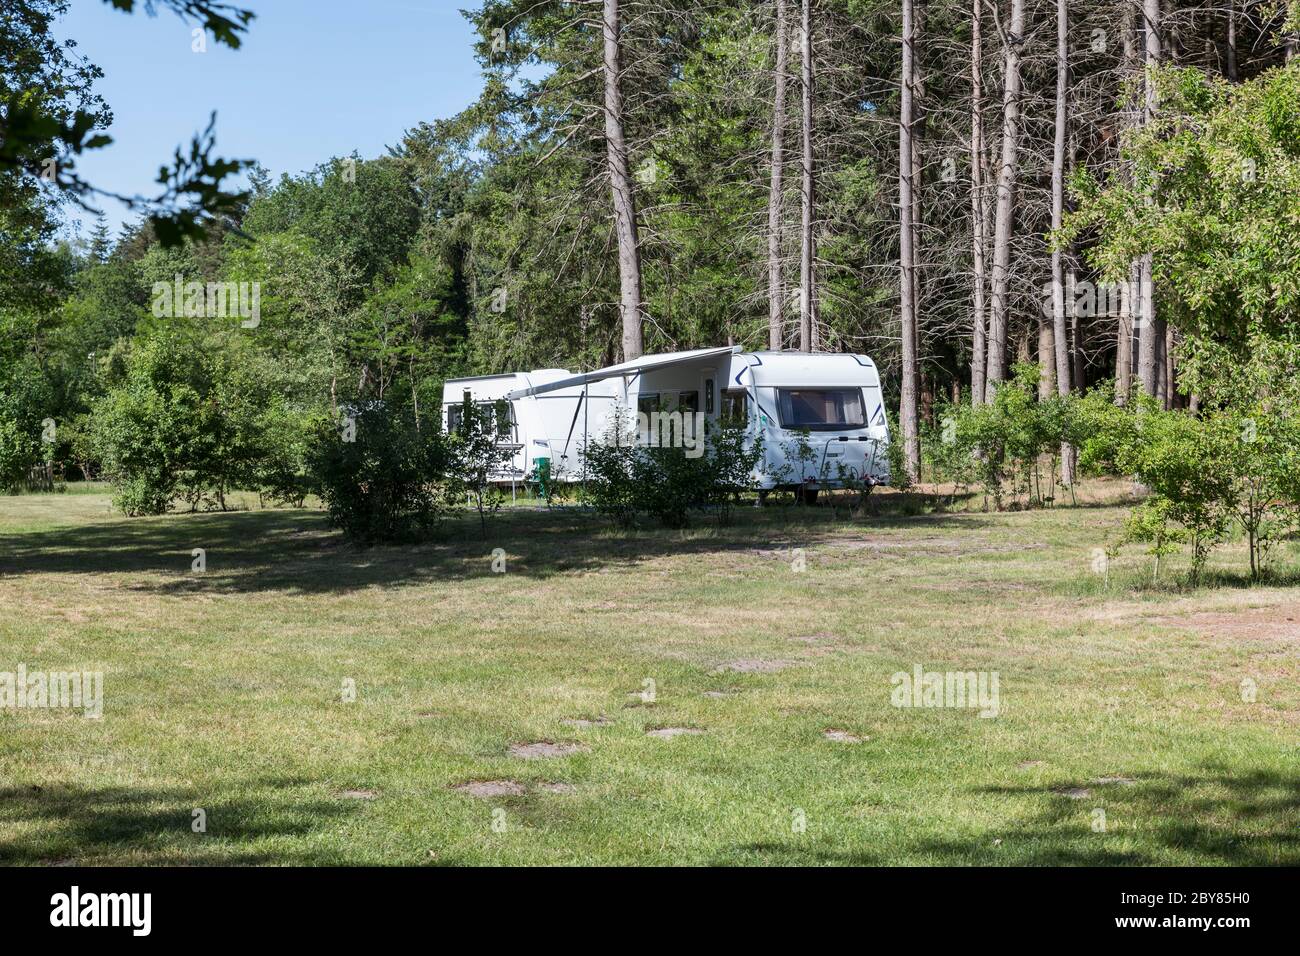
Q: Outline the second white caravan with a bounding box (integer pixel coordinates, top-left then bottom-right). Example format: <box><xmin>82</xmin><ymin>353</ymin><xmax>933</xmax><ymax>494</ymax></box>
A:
<box><xmin>487</xmin><ymin>347</ymin><xmax>891</xmax><ymax>496</ymax></box>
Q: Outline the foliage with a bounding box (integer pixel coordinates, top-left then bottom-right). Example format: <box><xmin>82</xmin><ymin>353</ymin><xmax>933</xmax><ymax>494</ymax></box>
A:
<box><xmin>306</xmin><ymin>406</ymin><xmax>450</xmax><ymax>545</ymax></box>
<box><xmin>930</xmin><ymin>364</ymin><xmax>1072</xmax><ymax>510</ymax></box>
<box><xmin>447</xmin><ymin>398</ymin><xmax>514</xmax><ymax>536</ymax></box>
<box><xmin>1075</xmin><ymin>338</ymin><xmax>1300</xmax><ymax>582</ymax></box>
<box><xmin>583</xmin><ymin>410</ymin><xmax>762</xmax><ymax>529</ymax></box>
<box><xmin>90</xmin><ymin>329</ymin><xmax>302</xmax><ymax>514</ymax></box>
<box><xmin>0</xmin><ymin>351</ymin><xmax>51</xmax><ymax>491</ymax></box>
<box><xmin>1067</xmin><ymin>64</ymin><xmax>1300</xmax><ymax>347</ymax></box>
<box><xmin>1181</xmin><ymin>332</ymin><xmax>1300</xmax><ymax>578</ymax></box>
<box><xmin>1</xmin><ymin>2</ymin><xmax>252</xmax><ymax>247</ymax></box>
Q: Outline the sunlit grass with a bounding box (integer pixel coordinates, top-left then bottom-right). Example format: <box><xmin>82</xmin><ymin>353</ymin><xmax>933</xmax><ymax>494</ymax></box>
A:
<box><xmin>0</xmin><ymin>481</ymin><xmax>1295</xmax><ymax>865</ymax></box>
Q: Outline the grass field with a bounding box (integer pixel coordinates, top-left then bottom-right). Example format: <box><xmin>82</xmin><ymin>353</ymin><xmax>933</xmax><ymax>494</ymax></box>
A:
<box><xmin>0</xmin><ymin>483</ymin><xmax>1296</xmax><ymax>865</ymax></box>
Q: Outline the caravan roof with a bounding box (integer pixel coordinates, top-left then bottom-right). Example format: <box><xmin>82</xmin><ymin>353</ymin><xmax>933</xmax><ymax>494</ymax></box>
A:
<box><xmin>728</xmin><ymin>351</ymin><xmax>880</xmax><ymax>389</ymax></box>
<box><xmin>506</xmin><ymin>347</ymin><xmax>739</xmax><ymax>400</ymax></box>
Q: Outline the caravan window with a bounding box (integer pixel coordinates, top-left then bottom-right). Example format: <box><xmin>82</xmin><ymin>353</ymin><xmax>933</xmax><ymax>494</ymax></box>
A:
<box><xmin>637</xmin><ymin>394</ymin><xmax>660</xmax><ymax>445</ymax></box>
<box><xmin>777</xmin><ymin>388</ymin><xmax>866</xmax><ymax>430</ymax></box>
<box><xmin>722</xmin><ymin>389</ymin><xmax>748</xmax><ymax>423</ymax></box>
<box><xmin>488</xmin><ymin>401</ymin><xmax>515</xmax><ymax>439</ymax></box>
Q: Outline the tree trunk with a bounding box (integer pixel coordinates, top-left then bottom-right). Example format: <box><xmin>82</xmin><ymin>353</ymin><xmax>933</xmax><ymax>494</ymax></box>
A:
<box><xmin>969</xmin><ymin>0</ymin><xmax>987</xmax><ymax>405</ymax></box>
<box><xmin>603</xmin><ymin>0</ymin><xmax>643</xmax><ymax>361</ymax></box>
<box><xmin>767</xmin><ymin>0</ymin><xmax>790</xmax><ymax>351</ymax></box>
<box><xmin>1038</xmin><ymin>321</ymin><xmax>1056</xmax><ymax>399</ymax></box>
<box><xmin>898</xmin><ymin>0</ymin><xmax>920</xmax><ymax>479</ymax></box>
<box><xmin>1116</xmin><ymin>270</ymin><xmax>1134</xmax><ymax>404</ymax></box>
<box><xmin>1138</xmin><ymin>255</ymin><xmax>1158</xmax><ymax>396</ymax></box>
<box><xmin>1051</xmin><ymin>0</ymin><xmax>1074</xmax><ymax>482</ymax></box>
<box><xmin>798</xmin><ymin>0</ymin><xmax>816</xmax><ymax>352</ymax></box>
<box><xmin>1163</xmin><ymin>321</ymin><xmax>1176</xmax><ymax>409</ymax></box>
<box><xmin>1226</xmin><ymin>2</ymin><xmax>1238</xmax><ymax>82</ymax></box>
<box><xmin>985</xmin><ymin>0</ymin><xmax>1025</xmax><ymax>401</ymax></box>
<box><xmin>1137</xmin><ymin>0</ymin><xmax>1161</xmax><ymax>397</ymax></box>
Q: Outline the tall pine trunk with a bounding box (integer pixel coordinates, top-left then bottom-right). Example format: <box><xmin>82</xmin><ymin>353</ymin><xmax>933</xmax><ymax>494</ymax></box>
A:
<box><xmin>898</xmin><ymin>0</ymin><xmax>920</xmax><ymax>478</ymax></box>
<box><xmin>970</xmin><ymin>0</ymin><xmax>987</xmax><ymax>405</ymax></box>
<box><xmin>1051</xmin><ymin>0</ymin><xmax>1074</xmax><ymax>483</ymax></box>
<box><xmin>1116</xmin><ymin>268</ymin><xmax>1134</xmax><ymax>404</ymax></box>
<box><xmin>767</xmin><ymin>0</ymin><xmax>789</xmax><ymax>351</ymax></box>
<box><xmin>1137</xmin><ymin>0</ymin><xmax>1162</xmax><ymax>397</ymax></box>
<box><xmin>798</xmin><ymin>0</ymin><xmax>816</xmax><ymax>351</ymax></box>
<box><xmin>603</xmin><ymin>0</ymin><xmax>643</xmax><ymax>361</ymax></box>
<box><xmin>1226</xmin><ymin>2</ymin><xmax>1238</xmax><ymax>81</ymax></box>
<box><xmin>985</xmin><ymin>0</ymin><xmax>1025</xmax><ymax>401</ymax></box>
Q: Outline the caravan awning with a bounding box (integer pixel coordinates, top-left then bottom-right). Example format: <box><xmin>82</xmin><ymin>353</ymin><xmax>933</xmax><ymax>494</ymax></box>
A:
<box><xmin>505</xmin><ymin>346</ymin><xmax>740</xmax><ymax>400</ymax></box>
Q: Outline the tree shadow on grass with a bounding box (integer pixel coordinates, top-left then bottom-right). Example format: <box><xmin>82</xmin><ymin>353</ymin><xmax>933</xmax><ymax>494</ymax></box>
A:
<box><xmin>716</xmin><ymin>765</ymin><xmax>1299</xmax><ymax>866</ymax></box>
<box><xmin>0</xmin><ymin>503</ymin><xmax>995</xmax><ymax>596</ymax></box>
<box><xmin>0</xmin><ymin>778</ymin><xmax>361</xmax><ymax>865</ymax></box>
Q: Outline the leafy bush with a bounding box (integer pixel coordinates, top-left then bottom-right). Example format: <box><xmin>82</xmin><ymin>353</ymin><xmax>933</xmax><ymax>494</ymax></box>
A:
<box><xmin>1074</xmin><ymin>334</ymin><xmax>1300</xmax><ymax>582</ymax></box>
<box><xmin>446</xmin><ymin>398</ymin><xmax>514</xmax><ymax>536</ymax></box>
<box><xmin>1180</xmin><ymin>333</ymin><xmax>1300</xmax><ymax>578</ymax></box>
<box><xmin>582</xmin><ymin>409</ymin><xmax>762</xmax><ymax>528</ymax></box>
<box><xmin>0</xmin><ymin>356</ymin><xmax>52</xmax><ymax>493</ymax></box>
<box><xmin>930</xmin><ymin>364</ymin><xmax>1073</xmax><ymax>510</ymax></box>
<box><xmin>257</xmin><ymin>401</ymin><xmax>321</xmax><ymax>508</ymax></box>
<box><xmin>91</xmin><ymin>330</ymin><xmax>302</xmax><ymax>514</ymax></box>
<box><xmin>306</xmin><ymin>406</ymin><xmax>450</xmax><ymax>544</ymax></box>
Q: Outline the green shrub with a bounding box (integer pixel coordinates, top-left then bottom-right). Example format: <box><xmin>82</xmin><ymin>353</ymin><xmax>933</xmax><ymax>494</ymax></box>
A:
<box><xmin>91</xmin><ymin>329</ymin><xmax>306</xmax><ymax>514</ymax></box>
<box><xmin>446</xmin><ymin>398</ymin><xmax>514</xmax><ymax>536</ymax></box>
<box><xmin>583</xmin><ymin>410</ymin><xmax>762</xmax><ymax>529</ymax></box>
<box><xmin>0</xmin><ymin>356</ymin><xmax>52</xmax><ymax>493</ymax></box>
<box><xmin>307</xmin><ymin>406</ymin><xmax>451</xmax><ymax>544</ymax></box>
<box><xmin>930</xmin><ymin>364</ymin><xmax>1071</xmax><ymax>510</ymax></box>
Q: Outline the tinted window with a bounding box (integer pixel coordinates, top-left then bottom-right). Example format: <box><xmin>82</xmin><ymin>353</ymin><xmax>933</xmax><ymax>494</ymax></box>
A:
<box><xmin>486</xmin><ymin>401</ymin><xmax>514</xmax><ymax>438</ymax></box>
<box><xmin>722</xmin><ymin>389</ymin><xmax>748</xmax><ymax>422</ymax></box>
<box><xmin>777</xmin><ymin>388</ymin><xmax>866</xmax><ymax>429</ymax></box>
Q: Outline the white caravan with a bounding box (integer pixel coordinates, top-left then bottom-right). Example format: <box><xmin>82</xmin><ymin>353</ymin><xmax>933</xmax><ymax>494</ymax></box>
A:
<box><xmin>441</xmin><ymin>370</ymin><xmax>620</xmax><ymax>483</ymax></box>
<box><xmin>492</xmin><ymin>347</ymin><xmax>890</xmax><ymax>496</ymax></box>
<box><xmin>726</xmin><ymin>351</ymin><xmax>890</xmax><ymax>497</ymax></box>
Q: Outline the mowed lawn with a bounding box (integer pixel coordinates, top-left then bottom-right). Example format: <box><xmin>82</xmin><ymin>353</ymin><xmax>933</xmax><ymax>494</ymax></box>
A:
<box><xmin>0</xmin><ymin>483</ymin><xmax>1295</xmax><ymax>866</ymax></box>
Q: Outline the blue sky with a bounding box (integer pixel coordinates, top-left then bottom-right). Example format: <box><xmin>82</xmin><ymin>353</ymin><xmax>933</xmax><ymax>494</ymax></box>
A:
<box><xmin>56</xmin><ymin>0</ymin><xmax>487</xmax><ymax>238</ymax></box>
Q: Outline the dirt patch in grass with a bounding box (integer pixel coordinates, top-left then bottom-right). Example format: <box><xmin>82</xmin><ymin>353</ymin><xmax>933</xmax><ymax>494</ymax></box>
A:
<box><xmin>508</xmin><ymin>741</ymin><xmax>590</xmax><ymax>759</ymax></box>
<box><xmin>560</xmin><ymin>716</ymin><xmax>612</xmax><ymax>728</ymax></box>
<box><xmin>1155</xmin><ymin>602</ymin><xmax>1300</xmax><ymax>649</ymax></box>
<box><xmin>1056</xmin><ymin>787</ymin><xmax>1092</xmax><ymax>800</ymax></box>
<box><xmin>338</xmin><ymin>788</ymin><xmax>379</xmax><ymax>800</ymax></box>
<box><xmin>535</xmin><ymin>782</ymin><xmax>577</xmax><ymax>794</ymax></box>
<box><xmin>645</xmin><ymin>727</ymin><xmax>704</xmax><ymax>739</ymax></box>
<box><xmin>702</xmin><ymin>689</ymin><xmax>739</xmax><ymax>699</ymax></box>
<box><xmin>454</xmin><ymin>780</ymin><xmax>526</xmax><ymax>798</ymax></box>
<box><xmin>712</xmin><ymin>658</ymin><xmax>799</xmax><ymax>674</ymax></box>
<box><xmin>1016</xmin><ymin>760</ymin><xmax>1044</xmax><ymax>770</ymax></box>
<box><xmin>789</xmin><ymin>633</ymin><xmax>839</xmax><ymax>645</ymax></box>
<box><xmin>823</xmin><ymin>729</ymin><xmax>863</xmax><ymax>743</ymax></box>
<box><xmin>1091</xmin><ymin>776</ymin><xmax>1137</xmax><ymax>786</ymax></box>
